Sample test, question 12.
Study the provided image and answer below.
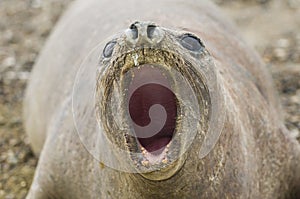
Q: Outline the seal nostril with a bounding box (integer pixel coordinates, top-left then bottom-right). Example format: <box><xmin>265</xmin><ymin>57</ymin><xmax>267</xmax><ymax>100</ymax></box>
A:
<box><xmin>129</xmin><ymin>23</ymin><xmax>138</xmax><ymax>40</ymax></box>
<box><xmin>180</xmin><ymin>34</ymin><xmax>204</xmax><ymax>52</ymax></box>
<box><xmin>103</xmin><ymin>41</ymin><xmax>116</xmax><ymax>58</ymax></box>
<box><xmin>147</xmin><ymin>25</ymin><xmax>157</xmax><ymax>39</ymax></box>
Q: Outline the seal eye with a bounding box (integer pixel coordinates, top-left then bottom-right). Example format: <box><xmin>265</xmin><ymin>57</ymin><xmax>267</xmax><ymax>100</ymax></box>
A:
<box><xmin>129</xmin><ymin>23</ymin><xmax>138</xmax><ymax>40</ymax></box>
<box><xmin>180</xmin><ymin>34</ymin><xmax>204</xmax><ymax>52</ymax></box>
<box><xmin>147</xmin><ymin>25</ymin><xmax>157</xmax><ymax>39</ymax></box>
<box><xmin>103</xmin><ymin>41</ymin><xmax>116</xmax><ymax>58</ymax></box>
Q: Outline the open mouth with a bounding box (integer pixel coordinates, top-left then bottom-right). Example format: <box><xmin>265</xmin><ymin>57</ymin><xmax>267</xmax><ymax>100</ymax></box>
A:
<box><xmin>127</xmin><ymin>64</ymin><xmax>178</xmax><ymax>162</ymax></box>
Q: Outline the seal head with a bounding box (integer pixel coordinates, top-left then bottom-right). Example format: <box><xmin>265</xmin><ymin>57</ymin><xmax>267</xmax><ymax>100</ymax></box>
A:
<box><xmin>95</xmin><ymin>21</ymin><xmax>217</xmax><ymax>180</ymax></box>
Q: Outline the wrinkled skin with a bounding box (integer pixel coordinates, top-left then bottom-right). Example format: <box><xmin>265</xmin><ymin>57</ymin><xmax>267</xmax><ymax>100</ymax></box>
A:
<box><xmin>24</xmin><ymin>0</ymin><xmax>300</xmax><ymax>198</ymax></box>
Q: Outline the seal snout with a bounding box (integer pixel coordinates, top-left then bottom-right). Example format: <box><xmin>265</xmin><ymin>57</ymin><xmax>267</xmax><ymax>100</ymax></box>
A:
<box><xmin>125</xmin><ymin>21</ymin><xmax>164</xmax><ymax>45</ymax></box>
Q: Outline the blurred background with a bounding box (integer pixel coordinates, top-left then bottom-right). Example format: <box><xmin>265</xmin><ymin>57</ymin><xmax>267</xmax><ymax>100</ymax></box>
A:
<box><xmin>0</xmin><ymin>0</ymin><xmax>299</xmax><ymax>198</ymax></box>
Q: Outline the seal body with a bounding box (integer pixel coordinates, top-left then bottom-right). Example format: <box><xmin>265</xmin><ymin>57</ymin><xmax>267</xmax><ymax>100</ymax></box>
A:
<box><xmin>24</xmin><ymin>0</ymin><xmax>300</xmax><ymax>198</ymax></box>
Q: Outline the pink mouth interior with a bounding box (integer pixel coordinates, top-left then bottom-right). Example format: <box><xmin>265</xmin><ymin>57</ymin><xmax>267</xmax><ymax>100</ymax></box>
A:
<box><xmin>128</xmin><ymin>65</ymin><xmax>177</xmax><ymax>154</ymax></box>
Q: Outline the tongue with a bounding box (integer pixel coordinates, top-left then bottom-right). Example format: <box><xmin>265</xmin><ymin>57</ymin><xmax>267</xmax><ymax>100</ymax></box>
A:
<box><xmin>139</xmin><ymin>137</ymin><xmax>172</xmax><ymax>155</ymax></box>
<box><xmin>128</xmin><ymin>65</ymin><xmax>177</xmax><ymax>154</ymax></box>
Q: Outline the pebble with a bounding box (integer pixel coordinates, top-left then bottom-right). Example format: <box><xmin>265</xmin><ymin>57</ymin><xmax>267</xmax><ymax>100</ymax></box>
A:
<box><xmin>1</xmin><ymin>56</ymin><xmax>16</xmax><ymax>69</ymax></box>
<box><xmin>20</xmin><ymin>181</ymin><xmax>27</xmax><ymax>188</ymax></box>
<box><xmin>274</xmin><ymin>48</ymin><xmax>288</xmax><ymax>61</ymax></box>
<box><xmin>290</xmin><ymin>128</ymin><xmax>300</xmax><ymax>139</ymax></box>
<box><xmin>17</xmin><ymin>71</ymin><xmax>30</xmax><ymax>80</ymax></box>
<box><xmin>5</xmin><ymin>193</ymin><xmax>15</xmax><ymax>199</ymax></box>
<box><xmin>9</xmin><ymin>138</ymin><xmax>20</xmax><ymax>146</ymax></box>
<box><xmin>0</xmin><ymin>190</ymin><xmax>4</xmax><ymax>197</ymax></box>
<box><xmin>2</xmin><ymin>30</ymin><xmax>14</xmax><ymax>43</ymax></box>
<box><xmin>7</xmin><ymin>150</ymin><xmax>18</xmax><ymax>165</ymax></box>
<box><xmin>290</xmin><ymin>94</ymin><xmax>300</xmax><ymax>104</ymax></box>
<box><xmin>3</xmin><ymin>71</ymin><xmax>17</xmax><ymax>81</ymax></box>
<box><xmin>276</xmin><ymin>38</ymin><xmax>290</xmax><ymax>49</ymax></box>
<box><xmin>18</xmin><ymin>151</ymin><xmax>28</xmax><ymax>162</ymax></box>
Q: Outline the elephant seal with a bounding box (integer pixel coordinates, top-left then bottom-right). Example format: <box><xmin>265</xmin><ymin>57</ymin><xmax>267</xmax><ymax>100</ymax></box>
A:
<box><xmin>24</xmin><ymin>0</ymin><xmax>300</xmax><ymax>198</ymax></box>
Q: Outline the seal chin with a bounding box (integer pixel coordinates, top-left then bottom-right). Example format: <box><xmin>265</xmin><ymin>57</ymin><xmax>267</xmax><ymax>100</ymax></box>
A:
<box><xmin>139</xmin><ymin>158</ymin><xmax>183</xmax><ymax>181</ymax></box>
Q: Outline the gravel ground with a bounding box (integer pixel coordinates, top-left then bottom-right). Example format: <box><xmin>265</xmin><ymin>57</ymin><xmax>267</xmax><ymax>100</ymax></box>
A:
<box><xmin>0</xmin><ymin>0</ymin><xmax>299</xmax><ymax>198</ymax></box>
